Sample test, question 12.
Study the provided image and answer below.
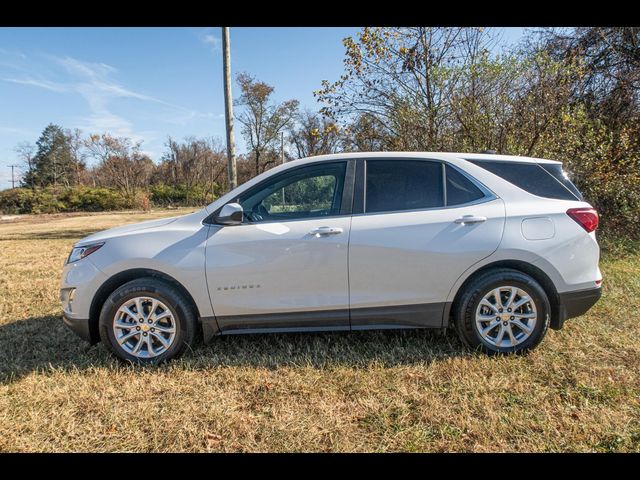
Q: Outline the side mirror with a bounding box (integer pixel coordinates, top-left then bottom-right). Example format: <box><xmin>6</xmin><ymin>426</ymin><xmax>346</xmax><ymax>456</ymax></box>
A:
<box><xmin>215</xmin><ymin>203</ymin><xmax>244</xmax><ymax>226</ymax></box>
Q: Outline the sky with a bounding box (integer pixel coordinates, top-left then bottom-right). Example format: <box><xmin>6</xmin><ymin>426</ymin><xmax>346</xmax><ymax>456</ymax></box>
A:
<box><xmin>0</xmin><ymin>27</ymin><xmax>528</xmax><ymax>189</ymax></box>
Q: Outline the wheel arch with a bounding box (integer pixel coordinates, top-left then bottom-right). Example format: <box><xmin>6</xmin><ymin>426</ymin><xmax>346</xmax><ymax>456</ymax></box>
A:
<box><xmin>445</xmin><ymin>260</ymin><xmax>562</xmax><ymax>330</ymax></box>
<box><xmin>87</xmin><ymin>268</ymin><xmax>201</xmax><ymax>344</ymax></box>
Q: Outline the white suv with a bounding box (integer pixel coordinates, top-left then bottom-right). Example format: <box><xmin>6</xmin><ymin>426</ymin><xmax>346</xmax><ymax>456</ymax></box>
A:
<box><xmin>60</xmin><ymin>152</ymin><xmax>602</xmax><ymax>363</ymax></box>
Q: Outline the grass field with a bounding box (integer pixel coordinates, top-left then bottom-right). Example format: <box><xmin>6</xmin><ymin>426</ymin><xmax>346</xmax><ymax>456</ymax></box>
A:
<box><xmin>0</xmin><ymin>209</ymin><xmax>639</xmax><ymax>452</ymax></box>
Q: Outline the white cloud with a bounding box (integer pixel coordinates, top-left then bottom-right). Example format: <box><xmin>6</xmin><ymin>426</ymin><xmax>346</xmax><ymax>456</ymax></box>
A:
<box><xmin>2</xmin><ymin>76</ymin><xmax>67</xmax><ymax>92</ymax></box>
<box><xmin>198</xmin><ymin>29</ymin><xmax>222</xmax><ymax>53</ymax></box>
<box><xmin>203</xmin><ymin>34</ymin><xmax>221</xmax><ymax>52</ymax></box>
<box><xmin>54</xmin><ymin>56</ymin><xmax>117</xmax><ymax>78</ymax></box>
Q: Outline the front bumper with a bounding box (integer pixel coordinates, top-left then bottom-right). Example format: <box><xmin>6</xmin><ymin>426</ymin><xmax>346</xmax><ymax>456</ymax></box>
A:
<box><xmin>554</xmin><ymin>286</ymin><xmax>602</xmax><ymax>329</ymax></box>
<box><xmin>60</xmin><ymin>257</ymin><xmax>108</xmax><ymax>344</ymax></box>
<box><xmin>62</xmin><ymin>312</ymin><xmax>98</xmax><ymax>344</ymax></box>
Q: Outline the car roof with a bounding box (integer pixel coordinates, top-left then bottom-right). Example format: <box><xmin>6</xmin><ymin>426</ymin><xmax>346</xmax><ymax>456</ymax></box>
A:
<box><xmin>287</xmin><ymin>151</ymin><xmax>562</xmax><ymax>165</ymax></box>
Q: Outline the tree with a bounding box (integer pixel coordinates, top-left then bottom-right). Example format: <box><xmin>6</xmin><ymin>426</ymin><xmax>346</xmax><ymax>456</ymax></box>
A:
<box><xmin>85</xmin><ymin>133</ymin><xmax>154</xmax><ymax>199</ymax></box>
<box><xmin>14</xmin><ymin>142</ymin><xmax>35</xmax><ymax>188</ymax></box>
<box><xmin>341</xmin><ymin>113</ymin><xmax>388</xmax><ymax>152</ymax></box>
<box><xmin>22</xmin><ymin>124</ymin><xmax>79</xmax><ymax>188</ymax></box>
<box><xmin>65</xmin><ymin>128</ymin><xmax>88</xmax><ymax>186</ymax></box>
<box><xmin>288</xmin><ymin>109</ymin><xmax>344</xmax><ymax>158</ymax></box>
<box><xmin>315</xmin><ymin>27</ymin><xmax>580</xmax><ymax>155</ymax></box>
<box><xmin>235</xmin><ymin>72</ymin><xmax>299</xmax><ymax>175</ymax></box>
<box><xmin>155</xmin><ymin>136</ymin><xmax>227</xmax><ymax>202</ymax></box>
<box><xmin>540</xmin><ymin>27</ymin><xmax>640</xmax><ymax>127</ymax></box>
<box><xmin>315</xmin><ymin>27</ymin><xmax>502</xmax><ymax>150</ymax></box>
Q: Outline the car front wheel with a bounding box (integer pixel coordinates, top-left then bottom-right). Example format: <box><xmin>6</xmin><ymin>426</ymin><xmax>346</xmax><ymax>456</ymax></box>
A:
<box><xmin>98</xmin><ymin>277</ymin><xmax>197</xmax><ymax>364</ymax></box>
<box><xmin>454</xmin><ymin>268</ymin><xmax>551</xmax><ymax>354</ymax></box>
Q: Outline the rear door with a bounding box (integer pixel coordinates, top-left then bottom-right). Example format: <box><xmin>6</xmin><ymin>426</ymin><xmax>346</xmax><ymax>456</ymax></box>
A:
<box><xmin>348</xmin><ymin>159</ymin><xmax>505</xmax><ymax>328</ymax></box>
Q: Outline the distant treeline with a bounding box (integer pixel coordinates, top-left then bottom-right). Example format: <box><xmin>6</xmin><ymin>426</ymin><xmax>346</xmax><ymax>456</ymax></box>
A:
<box><xmin>2</xmin><ymin>27</ymin><xmax>639</xmax><ymax>238</ymax></box>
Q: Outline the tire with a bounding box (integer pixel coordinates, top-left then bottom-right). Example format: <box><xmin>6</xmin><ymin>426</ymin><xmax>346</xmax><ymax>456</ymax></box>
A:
<box><xmin>453</xmin><ymin>268</ymin><xmax>550</xmax><ymax>354</ymax></box>
<box><xmin>98</xmin><ymin>277</ymin><xmax>197</xmax><ymax>364</ymax></box>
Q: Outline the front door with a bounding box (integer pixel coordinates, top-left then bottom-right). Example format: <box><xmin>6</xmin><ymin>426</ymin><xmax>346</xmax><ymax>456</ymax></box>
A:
<box><xmin>205</xmin><ymin>160</ymin><xmax>354</xmax><ymax>333</ymax></box>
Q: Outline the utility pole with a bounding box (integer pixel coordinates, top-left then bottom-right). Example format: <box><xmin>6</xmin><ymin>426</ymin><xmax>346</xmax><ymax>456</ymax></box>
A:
<box><xmin>222</xmin><ymin>27</ymin><xmax>237</xmax><ymax>192</ymax></box>
<box><xmin>281</xmin><ymin>132</ymin><xmax>285</xmax><ymax>164</ymax></box>
<box><xmin>9</xmin><ymin>165</ymin><xmax>18</xmax><ymax>189</ymax></box>
<box><xmin>280</xmin><ymin>132</ymin><xmax>286</xmax><ymax>204</ymax></box>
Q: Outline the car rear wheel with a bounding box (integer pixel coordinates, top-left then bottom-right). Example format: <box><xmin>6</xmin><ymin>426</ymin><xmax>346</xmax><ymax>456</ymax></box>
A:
<box><xmin>98</xmin><ymin>277</ymin><xmax>197</xmax><ymax>364</ymax></box>
<box><xmin>454</xmin><ymin>268</ymin><xmax>550</xmax><ymax>354</ymax></box>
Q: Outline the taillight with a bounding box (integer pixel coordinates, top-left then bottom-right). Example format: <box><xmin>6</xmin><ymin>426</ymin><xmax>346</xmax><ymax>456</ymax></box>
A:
<box><xmin>567</xmin><ymin>208</ymin><xmax>599</xmax><ymax>233</ymax></box>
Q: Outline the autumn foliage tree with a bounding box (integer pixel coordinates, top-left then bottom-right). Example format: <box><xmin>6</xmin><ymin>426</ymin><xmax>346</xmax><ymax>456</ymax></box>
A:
<box><xmin>288</xmin><ymin>109</ymin><xmax>344</xmax><ymax>158</ymax></box>
<box><xmin>235</xmin><ymin>72</ymin><xmax>299</xmax><ymax>175</ymax></box>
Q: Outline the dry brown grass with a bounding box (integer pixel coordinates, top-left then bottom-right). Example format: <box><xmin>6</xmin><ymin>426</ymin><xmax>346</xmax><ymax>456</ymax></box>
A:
<box><xmin>0</xmin><ymin>209</ymin><xmax>638</xmax><ymax>452</ymax></box>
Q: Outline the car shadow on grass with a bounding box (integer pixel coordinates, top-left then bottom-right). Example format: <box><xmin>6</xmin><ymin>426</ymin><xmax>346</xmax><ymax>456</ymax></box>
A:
<box><xmin>0</xmin><ymin>315</ymin><xmax>472</xmax><ymax>383</ymax></box>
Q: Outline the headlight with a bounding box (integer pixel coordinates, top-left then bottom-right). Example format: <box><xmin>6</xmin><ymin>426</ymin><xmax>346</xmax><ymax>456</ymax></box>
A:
<box><xmin>67</xmin><ymin>242</ymin><xmax>105</xmax><ymax>264</ymax></box>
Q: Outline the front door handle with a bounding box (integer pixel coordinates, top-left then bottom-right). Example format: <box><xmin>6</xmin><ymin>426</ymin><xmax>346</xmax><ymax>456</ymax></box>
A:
<box><xmin>454</xmin><ymin>215</ymin><xmax>487</xmax><ymax>225</ymax></box>
<box><xmin>310</xmin><ymin>226</ymin><xmax>344</xmax><ymax>236</ymax></box>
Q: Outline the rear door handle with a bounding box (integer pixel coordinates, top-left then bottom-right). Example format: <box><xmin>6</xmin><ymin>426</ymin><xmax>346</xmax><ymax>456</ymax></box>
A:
<box><xmin>310</xmin><ymin>226</ymin><xmax>343</xmax><ymax>236</ymax></box>
<box><xmin>454</xmin><ymin>215</ymin><xmax>487</xmax><ymax>225</ymax></box>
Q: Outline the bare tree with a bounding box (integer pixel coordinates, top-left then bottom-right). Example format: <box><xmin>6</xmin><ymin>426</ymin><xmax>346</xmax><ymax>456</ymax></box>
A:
<box><xmin>156</xmin><ymin>136</ymin><xmax>227</xmax><ymax>202</ymax></box>
<box><xmin>65</xmin><ymin>128</ymin><xmax>88</xmax><ymax>186</ymax></box>
<box><xmin>235</xmin><ymin>72</ymin><xmax>299</xmax><ymax>175</ymax></box>
<box><xmin>14</xmin><ymin>142</ymin><xmax>35</xmax><ymax>188</ymax></box>
<box><xmin>85</xmin><ymin>133</ymin><xmax>154</xmax><ymax>198</ymax></box>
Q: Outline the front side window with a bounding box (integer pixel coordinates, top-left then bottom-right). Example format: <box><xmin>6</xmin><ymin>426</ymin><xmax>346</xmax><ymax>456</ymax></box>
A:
<box><xmin>365</xmin><ymin>160</ymin><xmax>444</xmax><ymax>213</ymax></box>
<box><xmin>238</xmin><ymin>162</ymin><xmax>347</xmax><ymax>223</ymax></box>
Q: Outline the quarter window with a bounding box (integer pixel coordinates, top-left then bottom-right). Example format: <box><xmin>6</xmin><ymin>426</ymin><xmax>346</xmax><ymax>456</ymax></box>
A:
<box><xmin>540</xmin><ymin>164</ymin><xmax>583</xmax><ymax>200</ymax></box>
<box><xmin>445</xmin><ymin>165</ymin><xmax>485</xmax><ymax>206</ymax></box>
<box><xmin>365</xmin><ymin>160</ymin><xmax>444</xmax><ymax>213</ymax></box>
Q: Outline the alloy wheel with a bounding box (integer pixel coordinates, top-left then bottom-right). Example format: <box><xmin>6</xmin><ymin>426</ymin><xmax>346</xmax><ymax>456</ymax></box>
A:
<box><xmin>475</xmin><ymin>286</ymin><xmax>537</xmax><ymax>348</ymax></box>
<box><xmin>112</xmin><ymin>296</ymin><xmax>177</xmax><ymax>358</ymax></box>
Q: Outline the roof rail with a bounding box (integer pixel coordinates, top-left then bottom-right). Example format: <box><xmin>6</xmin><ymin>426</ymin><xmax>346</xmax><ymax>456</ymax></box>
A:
<box><xmin>480</xmin><ymin>149</ymin><xmax>497</xmax><ymax>154</ymax></box>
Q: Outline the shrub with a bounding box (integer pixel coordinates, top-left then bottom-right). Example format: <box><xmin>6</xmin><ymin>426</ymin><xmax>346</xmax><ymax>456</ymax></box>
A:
<box><xmin>150</xmin><ymin>183</ymin><xmax>215</xmax><ymax>207</ymax></box>
<box><xmin>1</xmin><ymin>184</ymin><xmax>218</xmax><ymax>215</ymax></box>
<box><xmin>0</xmin><ymin>188</ymin><xmax>36</xmax><ymax>214</ymax></box>
<box><xmin>0</xmin><ymin>186</ymin><xmax>132</xmax><ymax>214</ymax></box>
<box><xmin>58</xmin><ymin>187</ymin><xmax>130</xmax><ymax>212</ymax></box>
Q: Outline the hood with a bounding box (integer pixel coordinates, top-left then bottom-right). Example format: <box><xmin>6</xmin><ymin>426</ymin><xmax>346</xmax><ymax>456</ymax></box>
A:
<box><xmin>75</xmin><ymin>215</ymin><xmax>184</xmax><ymax>246</ymax></box>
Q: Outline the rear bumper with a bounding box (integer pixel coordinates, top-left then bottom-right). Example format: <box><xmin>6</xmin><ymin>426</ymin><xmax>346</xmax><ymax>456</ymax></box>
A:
<box><xmin>554</xmin><ymin>286</ymin><xmax>602</xmax><ymax>329</ymax></box>
<box><xmin>62</xmin><ymin>313</ymin><xmax>98</xmax><ymax>344</ymax></box>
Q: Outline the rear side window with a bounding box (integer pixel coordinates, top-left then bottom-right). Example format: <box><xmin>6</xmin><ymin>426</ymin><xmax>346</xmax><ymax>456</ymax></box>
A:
<box><xmin>365</xmin><ymin>160</ymin><xmax>444</xmax><ymax>213</ymax></box>
<box><xmin>467</xmin><ymin>160</ymin><xmax>581</xmax><ymax>201</ymax></box>
<box><xmin>445</xmin><ymin>165</ymin><xmax>485</xmax><ymax>205</ymax></box>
